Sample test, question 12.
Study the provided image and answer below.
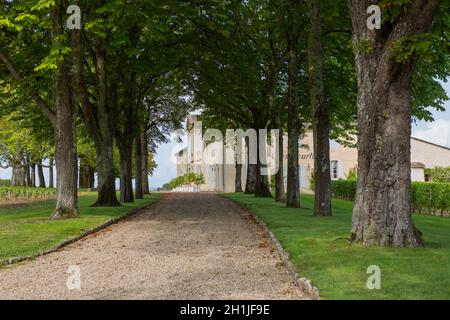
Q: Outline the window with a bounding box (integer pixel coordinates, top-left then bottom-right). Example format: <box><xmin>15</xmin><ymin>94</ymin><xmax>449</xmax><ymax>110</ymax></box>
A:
<box><xmin>331</xmin><ymin>160</ymin><xmax>338</xmax><ymax>179</ymax></box>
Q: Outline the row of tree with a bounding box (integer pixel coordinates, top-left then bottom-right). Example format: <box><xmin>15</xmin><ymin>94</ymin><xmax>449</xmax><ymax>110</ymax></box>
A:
<box><xmin>1</xmin><ymin>0</ymin><xmax>449</xmax><ymax>247</ymax></box>
<box><xmin>0</xmin><ymin>116</ymin><xmax>53</xmax><ymax>188</ymax></box>
<box><xmin>0</xmin><ymin>113</ymin><xmax>160</xmax><ymax>190</ymax></box>
<box><xmin>0</xmin><ymin>0</ymin><xmax>193</xmax><ymax>217</ymax></box>
<box><xmin>185</xmin><ymin>0</ymin><xmax>449</xmax><ymax>247</ymax></box>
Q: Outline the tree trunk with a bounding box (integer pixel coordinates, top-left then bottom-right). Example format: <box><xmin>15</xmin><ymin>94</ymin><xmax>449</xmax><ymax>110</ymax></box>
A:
<box><xmin>93</xmin><ymin>142</ymin><xmax>119</xmax><ymax>207</ymax></box>
<box><xmin>50</xmin><ymin>1</ymin><xmax>79</xmax><ymax>219</ymax></box>
<box><xmin>270</xmin><ymin>94</ymin><xmax>285</xmax><ymax>202</ymax></box>
<box><xmin>135</xmin><ymin>130</ymin><xmax>144</xmax><ymax>199</ymax></box>
<box><xmin>348</xmin><ymin>0</ymin><xmax>441</xmax><ymax>246</ymax></box>
<box><xmin>51</xmin><ymin>1</ymin><xmax>78</xmax><ymax>219</ymax></box>
<box><xmin>254</xmin><ymin>128</ymin><xmax>272</xmax><ymax>198</ymax></box>
<box><xmin>141</xmin><ymin>130</ymin><xmax>150</xmax><ymax>195</ymax></box>
<box><xmin>245</xmin><ymin>164</ymin><xmax>256</xmax><ymax>194</ymax></box>
<box><xmin>117</xmin><ymin>141</ymin><xmax>134</xmax><ymax>203</ymax></box>
<box><xmin>255</xmin><ymin>169</ymin><xmax>271</xmax><ymax>198</ymax></box>
<box><xmin>37</xmin><ymin>162</ymin><xmax>46</xmax><ymax>188</ymax></box>
<box><xmin>79</xmin><ymin>161</ymin><xmax>94</xmax><ymax>189</ymax></box>
<box><xmin>308</xmin><ymin>0</ymin><xmax>332</xmax><ymax>216</ymax></box>
<box><xmin>244</xmin><ymin>137</ymin><xmax>255</xmax><ymax>194</ymax></box>
<box><xmin>50</xmin><ymin>0</ymin><xmax>79</xmax><ymax>219</ymax></box>
<box><xmin>71</xmin><ymin>21</ymin><xmax>119</xmax><ymax>207</ymax></box>
<box><xmin>90</xmin><ymin>38</ymin><xmax>120</xmax><ymax>207</ymax></box>
<box><xmin>286</xmin><ymin>0</ymin><xmax>301</xmax><ymax>208</ymax></box>
<box><xmin>79</xmin><ymin>162</ymin><xmax>86</xmax><ymax>189</ymax></box>
<box><xmin>267</xmin><ymin>38</ymin><xmax>285</xmax><ymax>202</ymax></box>
<box><xmin>49</xmin><ymin>156</ymin><xmax>54</xmax><ymax>188</ymax></box>
<box><xmin>114</xmin><ymin>59</ymin><xmax>138</xmax><ymax>202</ymax></box>
<box><xmin>88</xmin><ymin>166</ymin><xmax>95</xmax><ymax>189</ymax></box>
<box><xmin>115</xmin><ymin>98</ymin><xmax>135</xmax><ymax>203</ymax></box>
<box><xmin>29</xmin><ymin>163</ymin><xmax>36</xmax><ymax>187</ymax></box>
<box><xmin>52</xmin><ymin>109</ymin><xmax>79</xmax><ymax>219</ymax></box>
<box><xmin>235</xmin><ymin>162</ymin><xmax>243</xmax><ymax>192</ymax></box>
<box><xmin>12</xmin><ymin>164</ymin><xmax>26</xmax><ymax>187</ymax></box>
<box><xmin>25</xmin><ymin>162</ymin><xmax>31</xmax><ymax>187</ymax></box>
<box><xmin>275</xmin><ymin>132</ymin><xmax>285</xmax><ymax>202</ymax></box>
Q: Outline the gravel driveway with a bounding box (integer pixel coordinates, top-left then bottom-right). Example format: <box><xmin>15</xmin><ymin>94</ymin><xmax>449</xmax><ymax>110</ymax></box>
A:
<box><xmin>0</xmin><ymin>193</ymin><xmax>304</xmax><ymax>300</ymax></box>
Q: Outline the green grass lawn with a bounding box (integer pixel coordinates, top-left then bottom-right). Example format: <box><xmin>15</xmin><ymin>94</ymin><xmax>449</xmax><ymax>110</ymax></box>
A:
<box><xmin>0</xmin><ymin>192</ymin><xmax>160</xmax><ymax>263</ymax></box>
<box><xmin>223</xmin><ymin>193</ymin><xmax>450</xmax><ymax>300</ymax></box>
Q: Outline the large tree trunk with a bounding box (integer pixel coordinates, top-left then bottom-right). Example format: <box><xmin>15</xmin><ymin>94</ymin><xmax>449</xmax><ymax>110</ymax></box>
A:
<box><xmin>348</xmin><ymin>0</ymin><xmax>441</xmax><ymax>246</ymax></box>
<box><xmin>308</xmin><ymin>0</ymin><xmax>332</xmax><ymax>216</ymax></box>
<box><xmin>141</xmin><ymin>131</ymin><xmax>150</xmax><ymax>195</ymax></box>
<box><xmin>52</xmin><ymin>111</ymin><xmax>78</xmax><ymax>219</ymax></box>
<box><xmin>286</xmin><ymin>0</ymin><xmax>301</xmax><ymax>208</ymax></box>
<box><xmin>49</xmin><ymin>156</ymin><xmax>54</xmax><ymax>188</ymax></box>
<box><xmin>50</xmin><ymin>3</ymin><xmax>78</xmax><ymax>219</ymax></box>
<box><xmin>134</xmin><ymin>129</ymin><xmax>144</xmax><ymax>199</ymax></box>
<box><xmin>50</xmin><ymin>1</ymin><xmax>78</xmax><ymax>219</ymax></box>
<box><xmin>37</xmin><ymin>162</ymin><xmax>46</xmax><ymax>188</ymax></box>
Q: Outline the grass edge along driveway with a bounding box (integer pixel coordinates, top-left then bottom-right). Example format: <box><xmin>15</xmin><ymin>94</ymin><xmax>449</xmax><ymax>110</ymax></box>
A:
<box><xmin>223</xmin><ymin>193</ymin><xmax>450</xmax><ymax>300</ymax></box>
<box><xmin>0</xmin><ymin>192</ymin><xmax>161</xmax><ymax>263</ymax></box>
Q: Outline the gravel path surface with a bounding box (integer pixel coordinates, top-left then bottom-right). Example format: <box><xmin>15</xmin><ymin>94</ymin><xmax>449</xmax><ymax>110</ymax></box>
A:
<box><xmin>0</xmin><ymin>193</ymin><xmax>304</xmax><ymax>300</ymax></box>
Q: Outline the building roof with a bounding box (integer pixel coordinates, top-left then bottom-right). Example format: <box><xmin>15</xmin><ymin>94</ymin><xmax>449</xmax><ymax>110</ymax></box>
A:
<box><xmin>411</xmin><ymin>162</ymin><xmax>426</xmax><ymax>168</ymax></box>
<box><xmin>411</xmin><ymin>137</ymin><xmax>450</xmax><ymax>151</ymax></box>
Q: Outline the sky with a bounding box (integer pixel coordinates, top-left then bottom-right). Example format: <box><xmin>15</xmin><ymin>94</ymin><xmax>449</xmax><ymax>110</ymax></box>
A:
<box><xmin>411</xmin><ymin>81</ymin><xmax>450</xmax><ymax>147</ymax></box>
<box><xmin>1</xmin><ymin>82</ymin><xmax>449</xmax><ymax>188</ymax></box>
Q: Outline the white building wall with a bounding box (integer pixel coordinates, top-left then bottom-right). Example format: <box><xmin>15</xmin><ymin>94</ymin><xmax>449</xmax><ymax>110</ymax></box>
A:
<box><xmin>175</xmin><ymin>118</ymin><xmax>450</xmax><ymax>192</ymax></box>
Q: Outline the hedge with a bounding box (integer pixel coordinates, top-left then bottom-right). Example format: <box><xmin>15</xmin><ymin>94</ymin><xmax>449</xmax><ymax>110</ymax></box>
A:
<box><xmin>331</xmin><ymin>179</ymin><xmax>357</xmax><ymax>201</ymax></box>
<box><xmin>411</xmin><ymin>182</ymin><xmax>450</xmax><ymax>216</ymax></box>
<box><xmin>163</xmin><ymin>172</ymin><xmax>205</xmax><ymax>190</ymax></box>
<box><xmin>331</xmin><ymin>180</ymin><xmax>450</xmax><ymax>216</ymax></box>
<box><xmin>0</xmin><ymin>179</ymin><xmax>11</xmax><ymax>187</ymax></box>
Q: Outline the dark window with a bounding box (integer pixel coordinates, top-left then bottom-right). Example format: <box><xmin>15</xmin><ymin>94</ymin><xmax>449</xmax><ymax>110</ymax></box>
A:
<box><xmin>331</xmin><ymin>160</ymin><xmax>338</xmax><ymax>179</ymax></box>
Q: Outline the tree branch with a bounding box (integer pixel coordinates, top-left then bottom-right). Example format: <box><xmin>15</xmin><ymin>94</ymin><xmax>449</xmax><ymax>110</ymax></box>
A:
<box><xmin>0</xmin><ymin>50</ymin><xmax>56</xmax><ymax>127</ymax></box>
